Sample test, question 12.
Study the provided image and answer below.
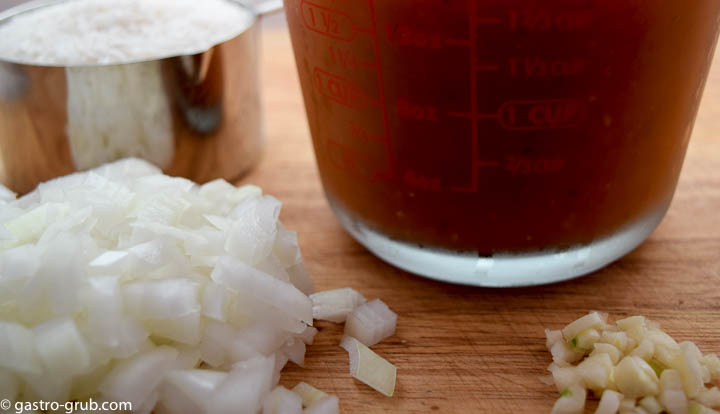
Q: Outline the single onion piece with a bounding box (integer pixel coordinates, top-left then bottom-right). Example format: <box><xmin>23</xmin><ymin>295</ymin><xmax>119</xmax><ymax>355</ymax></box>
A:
<box><xmin>281</xmin><ymin>339</ymin><xmax>306</xmax><ymax>367</ymax></box>
<box><xmin>33</xmin><ymin>317</ymin><xmax>90</xmax><ymax>377</ymax></box>
<box><xmin>99</xmin><ymin>346</ymin><xmax>179</xmax><ymax>408</ymax></box>
<box><xmin>340</xmin><ymin>336</ymin><xmax>396</xmax><ymax>397</ymax></box>
<box><xmin>304</xmin><ymin>396</ymin><xmax>340</xmax><ymax>414</ymax></box>
<box><xmin>0</xmin><ymin>223</ymin><xmax>16</xmax><ymax>242</ymax></box>
<box><xmin>297</xmin><ymin>326</ymin><xmax>318</xmax><ymax>346</ymax></box>
<box><xmin>158</xmin><ymin>369</ymin><xmax>227</xmax><ymax>414</ymax></box>
<box><xmin>211</xmin><ymin>255</ymin><xmax>312</xmax><ymax>325</ymax></box>
<box><xmin>262</xmin><ymin>385</ymin><xmax>303</xmax><ymax>414</ymax></box>
<box><xmin>344</xmin><ymin>299</ymin><xmax>397</xmax><ymax>347</ymax></box>
<box><xmin>235</xmin><ymin>324</ymin><xmax>289</xmax><ymax>360</ymax></box>
<box><xmin>273</xmin><ymin>223</ymin><xmax>302</xmax><ymax>268</ymax></box>
<box><xmin>128</xmin><ymin>239</ymin><xmax>168</xmax><ymax>266</ymax></box>
<box><xmin>206</xmin><ymin>355</ymin><xmax>276</xmax><ymax>414</ymax></box>
<box><xmin>291</xmin><ymin>382</ymin><xmax>327</xmax><ymax>408</ymax></box>
<box><xmin>83</xmin><ymin>276</ymin><xmax>149</xmax><ymax>358</ymax></box>
<box><xmin>271</xmin><ymin>354</ymin><xmax>290</xmax><ymax>388</ymax></box>
<box><xmin>201</xmin><ymin>282</ymin><xmax>231</xmax><ymax>322</ymax></box>
<box><xmin>3</xmin><ymin>203</ymin><xmax>55</xmax><ymax>244</ymax></box>
<box><xmin>256</xmin><ymin>257</ymin><xmax>291</xmax><ymax>282</ymax></box>
<box><xmin>286</xmin><ymin>262</ymin><xmax>315</xmax><ymax>296</ymax></box>
<box><xmin>20</xmin><ymin>370</ymin><xmax>71</xmax><ymax>402</ymax></box>
<box><xmin>197</xmin><ymin>320</ymin><xmax>237</xmax><ymax>368</ymax></box>
<box><xmin>0</xmin><ymin>321</ymin><xmax>42</xmax><ymax>375</ymax></box>
<box><xmin>123</xmin><ymin>278</ymin><xmax>201</xmax><ymax>320</ymax></box>
<box><xmin>0</xmin><ymin>244</ymin><xmax>39</xmax><ymax>280</ymax></box>
<box><xmin>173</xmin><ymin>344</ymin><xmax>201</xmax><ymax>370</ymax></box>
<box><xmin>70</xmin><ymin>362</ymin><xmax>113</xmax><ymax>402</ymax></box>
<box><xmin>93</xmin><ymin>157</ymin><xmax>162</xmax><ymax>180</ymax></box>
<box><xmin>0</xmin><ymin>184</ymin><xmax>16</xmax><ymax>202</ymax></box>
<box><xmin>225</xmin><ymin>196</ymin><xmax>280</xmax><ymax>265</ymax></box>
<box><xmin>143</xmin><ymin>311</ymin><xmax>203</xmax><ymax>345</ymax></box>
<box><xmin>232</xmin><ymin>294</ymin><xmax>308</xmax><ymax>335</ymax></box>
<box><xmin>310</xmin><ymin>288</ymin><xmax>367</xmax><ymax>323</ymax></box>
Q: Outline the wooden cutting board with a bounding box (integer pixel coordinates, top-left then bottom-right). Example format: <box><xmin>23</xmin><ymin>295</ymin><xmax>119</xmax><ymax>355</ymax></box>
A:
<box><xmin>240</xmin><ymin>19</ymin><xmax>720</xmax><ymax>413</ymax></box>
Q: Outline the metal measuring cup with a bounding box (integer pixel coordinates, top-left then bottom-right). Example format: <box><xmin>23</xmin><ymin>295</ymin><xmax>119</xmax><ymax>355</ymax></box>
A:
<box><xmin>0</xmin><ymin>0</ymin><xmax>282</xmax><ymax>194</ymax></box>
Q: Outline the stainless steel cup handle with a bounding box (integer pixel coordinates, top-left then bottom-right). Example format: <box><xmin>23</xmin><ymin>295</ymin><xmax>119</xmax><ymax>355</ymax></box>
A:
<box><xmin>252</xmin><ymin>0</ymin><xmax>284</xmax><ymax>16</ymax></box>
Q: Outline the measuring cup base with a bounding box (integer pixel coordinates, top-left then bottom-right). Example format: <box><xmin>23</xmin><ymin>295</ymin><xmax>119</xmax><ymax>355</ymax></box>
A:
<box><xmin>331</xmin><ymin>201</ymin><xmax>669</xmax><ymax>287</ymax></box>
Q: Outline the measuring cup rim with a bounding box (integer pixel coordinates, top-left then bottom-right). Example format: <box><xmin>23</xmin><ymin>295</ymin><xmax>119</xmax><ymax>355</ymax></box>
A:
<box><xmin>0</xmin><ymin>0</ymin><xmax>262</xmax><ymax>68</ymax></box>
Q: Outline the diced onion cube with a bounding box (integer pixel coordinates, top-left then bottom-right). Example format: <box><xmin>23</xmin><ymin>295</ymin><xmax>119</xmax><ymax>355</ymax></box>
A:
<box><xmin>340</xmin><ymin>336</ymin><xmax>396</xmax><ymax>397</ymax></box>
<box><xmin>262</xmin><ymin>385</ymin><xmax>302</xmax><ymax>414</ymax></box>
<box><xmin>344</xmin><ymin>299</ymin><xmax>397</xmax><ymax>347</ymax></box>
<box><xmin>291</xmin><ymin>382</ymin><xmax>327</xmax><ymax>408</ymax></box>
<box><xmin>310</xmin><ymin>288</ymin><xmax>366</xmax><ymax>323</ymax></box>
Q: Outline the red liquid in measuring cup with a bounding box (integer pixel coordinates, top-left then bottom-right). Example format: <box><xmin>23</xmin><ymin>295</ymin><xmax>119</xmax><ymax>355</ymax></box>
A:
<box><xmin>285</xmin><ymin>0</ymin><xmax>720</xmax><ymax>253</ymax></box>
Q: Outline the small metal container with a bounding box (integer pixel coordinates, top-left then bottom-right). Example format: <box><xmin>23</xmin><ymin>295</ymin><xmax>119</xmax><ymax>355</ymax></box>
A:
<box><xmin>0</xmin><ymin>0</ymin><xmax>281</xmax><ymax>194</ymax></box>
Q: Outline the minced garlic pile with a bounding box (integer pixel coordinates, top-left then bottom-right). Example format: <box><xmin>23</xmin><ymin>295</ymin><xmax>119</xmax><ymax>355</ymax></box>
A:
<box><xmin>545</xmin><ymin>313</ymin><xmax>720</xmax><ymax>414</ymax></box>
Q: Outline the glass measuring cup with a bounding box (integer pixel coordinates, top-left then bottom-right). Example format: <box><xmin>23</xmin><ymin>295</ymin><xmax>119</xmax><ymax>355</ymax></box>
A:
<box><xmin>283</xmin><ymin>0</ymin><xmax>720</xmax><ymax>286</ymax></box>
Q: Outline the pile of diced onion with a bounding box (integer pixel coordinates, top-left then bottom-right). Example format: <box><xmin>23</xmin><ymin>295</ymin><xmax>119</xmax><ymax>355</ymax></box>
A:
<box><xmin>545</xmin><ymin>312</ymin><xmax>720</xmax><ymax>414</ymax></box>
<box><xmin>0</xmin><ymin>159</ymin><xmax>397</xmax><ymax>414</ymax></box>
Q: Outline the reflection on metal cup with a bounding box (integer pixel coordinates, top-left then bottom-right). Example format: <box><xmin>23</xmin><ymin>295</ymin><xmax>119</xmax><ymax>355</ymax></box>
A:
<box><xmin>0</xmin><ymin>0</ymin><xmax>264</xmax><ymax>194</ymax></box>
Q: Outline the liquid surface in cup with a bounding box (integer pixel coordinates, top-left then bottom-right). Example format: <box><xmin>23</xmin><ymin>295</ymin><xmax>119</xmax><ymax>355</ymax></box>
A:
<box><xmin>285</xmin><ymin>0</ymin><xmax>720</xmax><ymax>253</ymax></box>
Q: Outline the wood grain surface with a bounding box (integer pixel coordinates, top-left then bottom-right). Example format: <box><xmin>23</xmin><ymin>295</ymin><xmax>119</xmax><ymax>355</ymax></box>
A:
<box><xmin>240</xmin><ymin>20</ymin><xmax>720</xmax><ymax>413</ymax></box>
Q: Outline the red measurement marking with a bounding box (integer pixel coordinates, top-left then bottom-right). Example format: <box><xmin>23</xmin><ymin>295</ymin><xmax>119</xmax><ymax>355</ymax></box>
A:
<box><xmin>327</xmin><ymin>139</ymin><xmax>384</xmax><ymax>179</ymax></box>
<box><xmin>403</xmin><ymin>169</ymin><xmax>443</xmax><ymax>192</ymax></box>
<box><xmin>386</xmin><ymin>24</ymin><xmax>446</xmax><ymax>49</ymax></box>
<box><xmin>328</xmin><ymin>45</ymin><xmax>358</xmax><ymax>69</ymax></box>
<box><xmin>509</xmin><ymin>57</ymin><xmax>586</xmax><ymax>79</ymax></box>
<box><xmin>397</xmin><ymin>99</ymin><xmax>439</xmax><ymax>122</ymax></box>
<box><xmin>508</xmin><ymin>9</ymin><xmax>594</xmax><ymax>32</ymax></box>
<box><xmin>313</xmin><ymin>68</ymin><xmax>377</xmax><ymax>108</ymax></box>
<box><xmin>301</xmin><ymin>1</ymin><xmax>356</xmax><ymax>41</ymax></box>
<box><xmin>498</xmin><ymin>99</ymin><xmax>586</xmax><ymax>130</ymax></box>
<box><xmin>504</xmin><ymin>156</ymin><xmax>566</xmax><ymax>175</ymax></box>
<box><xmin>350</xmin><ymin>122</ymin><xmax>388</xmax><ymax>143</ymax></box>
